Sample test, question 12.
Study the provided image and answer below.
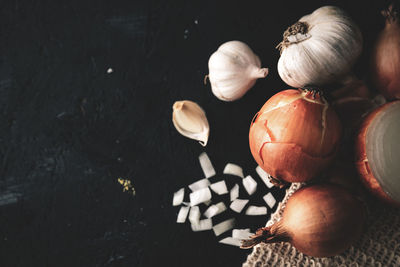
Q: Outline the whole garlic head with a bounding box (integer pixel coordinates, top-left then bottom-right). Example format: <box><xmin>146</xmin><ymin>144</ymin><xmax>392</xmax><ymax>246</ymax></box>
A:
<box><xmin>208</xmin><ymin>41</ymin><xmax>268</xmax><ymax>101</ymax></box>
<box><xmin>277</xmin><ymin>6</ymin><xmax>363</xmax><ymax>88</ymax></box>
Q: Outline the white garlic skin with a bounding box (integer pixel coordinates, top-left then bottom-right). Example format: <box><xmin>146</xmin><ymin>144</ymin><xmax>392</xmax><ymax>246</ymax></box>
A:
<box><xmin>208</xmin><ymin>41</ymin><xmax>268</xmax><ymax>101</ymax></box>
<box><xmin>278</xmin><ymin>6</ymin><xmax>363</xmax><ymax>88</ymax></box>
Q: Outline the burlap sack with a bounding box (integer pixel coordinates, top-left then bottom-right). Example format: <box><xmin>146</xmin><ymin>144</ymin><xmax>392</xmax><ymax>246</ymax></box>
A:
<box><xmin>243</xmin><ymin>183</ymin><xmax>400</xmax><ymax>267</ymax></box>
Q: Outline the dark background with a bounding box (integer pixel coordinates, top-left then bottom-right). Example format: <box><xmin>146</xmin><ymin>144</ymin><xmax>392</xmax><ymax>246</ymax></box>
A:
<box><xmin>0</xmin><ymin>0</ymin><xmax>388</xmax><ymax>266</ymax></box>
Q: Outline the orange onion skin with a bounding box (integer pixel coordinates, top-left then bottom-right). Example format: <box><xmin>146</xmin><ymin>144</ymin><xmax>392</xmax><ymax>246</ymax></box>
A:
<box><xmin>242</xmin><ymin>184</ymin><xmax>365</xmax><ymax>257</ymax></box>
<box><xmin>371</xmin><ymin>9</ymin><xmax>400</xmax><ymax>100</ymax></box>
<box><xmin>283</xmin><ymin>184</ymin><xmax>365</xmax><ymax>257</ymax></box>
<box><xmin>355</xmin><ymin>101</ymin><xmax>400</xmax><ymax>206</ymax></box>
<box><xmin>249</xmin><ymin>89</ymin><xmax>342</xmax><ymax>183</ymax></box>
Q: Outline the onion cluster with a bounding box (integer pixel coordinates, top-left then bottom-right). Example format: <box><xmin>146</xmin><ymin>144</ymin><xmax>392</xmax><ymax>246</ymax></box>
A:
<box><xmin>244</xmin><ymin>4</ymin><xmax>400</xmax><ymax>259</ymax></box>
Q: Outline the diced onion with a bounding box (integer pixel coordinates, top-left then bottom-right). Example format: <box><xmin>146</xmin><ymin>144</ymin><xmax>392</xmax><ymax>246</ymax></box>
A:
<box><xmin>256</xmin><ymin>166</ymin><xmax>274</xmax><ymax>188</ymax></box>
<box><xmin>263</xmin><ymin>192</ymin><xmax>276</xmax><ymax>208</ymax></box>
<box><xmin>176</xmin><ymin>206</ymin><xmax>190</xmax><ymax>223</ymax></box>
<box><xmin>219</xmin><ymin>237</ymin><xmax>241</xmax><ymax>247</ymax></box>
<box><xmin>189</xmin><ymin>188</ymin><xmax>212</xmax><ymax>206</ymax></box>
<box><xmin>232</xmin><ymin>229</ymin><xmax>253</xmax><ymax>240</ymax></box>
<box><xmin>213</xmin><ymin>218</ymin><xmax>235</xmax><ymax>236</ymax></box>
<box><xmin>191</xmin><ymin>219</ymin><xmax>213</xmax><ymax>232</ymax></box>
<box><xmin>210</xmin><ymin>180</ymin><xmax>228</xmax><ymax>195</ymax></box>
<box><xmin>188</xmin><ymin>178</ymin><xmax>210</xmax><ymax>192</ymax></box>
<box><xmin>173</xmin><ymin>188</ymin><xmax>185</xmax><ymax>206</ymax></box>
<box><xmin>189</xmin><ymin>206</ymin><xmax>201</xmax><ymax>223</ymax></box>
<box><xmin>199</xmin><ymin>152</ymin><xmax>216</xmax><ymax>178</ymax></box>
<box><xmin>230</xmin><ymin>199</ymin><xmax>249</xmax><ymax>213</ymax></box>
<box><xmin>230</xmin><ymin>184</ymin><xmax>239</xmax><ymax>201</ymax></box>
<box><xmin>245</xmin><ymin>205</ymin><xmax>267</xmax><ymax>216</ymax></box>
<box><xmin>242</xmin><ymin>175</ymin><xmax>257</xmax><ymax>195</ymax></box>
<box><xmin>204</xmin><ymin>202</ymin><xmax>227</xmax><ymax>218</ymax></box>
<box><xmin>223</xmin><ymin>163</ymin><xmax>244</xmax><ymax>178</ymax></box>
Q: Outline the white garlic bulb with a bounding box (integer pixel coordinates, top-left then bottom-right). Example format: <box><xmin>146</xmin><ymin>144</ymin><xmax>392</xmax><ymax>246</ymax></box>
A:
<box><xmin>208</xmin><ymin>41</ymin><xmax>268</xmax><ymax>101</ymax></box>
<box><xmin>172</xmin><ymin>100</ymin><xmax>209</xmax><ymax>146</ymax></box>
<box><xmin>277</xmin><ymin>6</ymin><xmax>363</xmax><ymax>88</ymax></box>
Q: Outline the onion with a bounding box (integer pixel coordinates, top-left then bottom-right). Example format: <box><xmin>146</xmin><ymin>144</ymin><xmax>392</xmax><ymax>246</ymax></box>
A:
<box><xmin>263</xmin><ymin>192</ymin><xmax>276</xmax><ymax>209</ymax></box>
<box><xmin>223</xmin><ymin>163</ymin><xmax>244</xmax><ymax>178</ymax></box>
<box><xmin>230</xmin><ymin>184</ymin><xmax>239</xmax><ymax>201</ymax></box>
<box><xmin>230</xmin><ymin>199</ymin><xmax>249</xmax><ymax>213</ymax></box>
<box><xmin>241</xmin><ymin>184</ymin><xmax>365</xmax><ymax>257</ymax></box>
<box><xmin>249</xmin><ymin>89</ymin><xmax>342</xmax><ymax>184</ymax></box>
<box><xmin>242</xmin><ymin>175</ymin><xmax>257</xmax><ymax>195</ymax></box>
<box><xmin>371</xmin><ymin>4</ymin><xmax>400</xmax><ymax>100</ymax></box>
<box><xmin>213</xmin><ymin>218</ymin><xmax>235</xmax><ymax>236</ymax></box>
<box><xmin>355</xmin><ymin>101</ymin><xmax>400</xmax><ymax>206</ymax></box>
<box><xmin>210</xmin><ymin>180</ymin><xmax>228</xmax><ymax>195</ymax></box>
<box><xmin>331</xmin><ymin>78</ymin><xmax>374</xmax><ymax>129</ymax></box>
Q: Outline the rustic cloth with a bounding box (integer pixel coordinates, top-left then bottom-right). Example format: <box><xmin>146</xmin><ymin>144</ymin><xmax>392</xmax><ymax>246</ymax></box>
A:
<box><xmin>243</xmin><ymin>183</ymin><xmax>400</xmax><ymax>267</ymax></box>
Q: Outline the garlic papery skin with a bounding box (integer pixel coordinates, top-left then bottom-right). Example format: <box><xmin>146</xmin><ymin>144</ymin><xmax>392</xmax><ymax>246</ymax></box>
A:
<box><xmin>172</xmin><ymin>100</ymin><xmax>210</xmax><ymax>146</ymax></box>
<box><xmin>208</xmin><ymin>40</ymin><xmax>268</xmax><ymax>101</ymax></box>
<box><xmin>277</xmin><ymin>6</ymin><xmax>363</xmax><ymax>88</ymax></box>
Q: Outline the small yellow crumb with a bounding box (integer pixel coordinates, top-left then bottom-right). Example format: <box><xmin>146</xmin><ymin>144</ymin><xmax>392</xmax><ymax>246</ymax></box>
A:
<box><xmin>118</xmin><ymin>178</ymin><xmax>136</xmax><ymax>195</ymax></box>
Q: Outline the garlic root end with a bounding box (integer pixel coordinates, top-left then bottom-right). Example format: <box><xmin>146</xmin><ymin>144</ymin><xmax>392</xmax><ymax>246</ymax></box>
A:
<box><xmin>253</xmin><ymin>68</ymin><xmax>269</xmax><ymax>79</ymax></box>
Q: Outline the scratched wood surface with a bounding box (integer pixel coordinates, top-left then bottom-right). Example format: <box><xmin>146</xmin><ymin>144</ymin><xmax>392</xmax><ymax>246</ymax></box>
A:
<box><xmin>0</xmin><ymin>0</ymin><xmax>385</xmax><ymax>266</ymax></box>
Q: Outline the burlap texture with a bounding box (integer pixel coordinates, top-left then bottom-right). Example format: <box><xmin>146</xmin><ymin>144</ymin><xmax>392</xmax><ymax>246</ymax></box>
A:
<box><xmin>243</xmin><ymin>183</ymin><xmax>400</xmax><ymax>267</ymax></box>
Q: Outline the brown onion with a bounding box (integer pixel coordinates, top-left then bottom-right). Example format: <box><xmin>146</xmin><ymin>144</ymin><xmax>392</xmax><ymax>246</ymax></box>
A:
<box><xmin>241</xmin><ymin>184</ymin><xmax>365</xmax><ymax>257</ymax></box>
<box><xmin>355</xmin><ymin>100</ymin><xmax>400</xmax><ymax>206</ymax></box>
<box><xmin>249</xmin><ymin>89</ymin><xmax>342</xmax><ymax>184</ymax></box>
<box><xmin>324</xmin><ymin>160</ymin><xmax>366</xmax><ymax>199</ymax></box>
<box><xmin>331</xmin><ymin>78</ymin><xmax>374</xmax><ymax>129</ymax></box>
<box><xmin>371</xmin><ymin>4</ymin><xmax>400</xmax><ymax>100</ymax></box>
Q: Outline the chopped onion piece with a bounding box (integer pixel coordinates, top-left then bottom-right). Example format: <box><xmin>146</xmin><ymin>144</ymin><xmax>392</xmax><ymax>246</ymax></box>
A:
<box><xmin>188</xmin><ymin>178</ymin><xmax>210</xmax><ymax>192</ymax></box>
<box><xmin>232</xmin><ymin>229</ymin><xmax>253</xmax><ymax>240</ymax></box>
<box><xmin>230</xmin><ymin>184</ymin><xmax>239</xmax><ymax>201</ymax></box>
<box><xmin>213</xmin><ymin>218</ymin><xmax>235</xmax><ymax>236</ymax></box>
<box><xmin>210</xmin><ymin>180</ymin><xmax>228</xmax><ymax>195</ymax></box>
<box><xmin>189</xmin><ymin>206</ymin><xmax>201</xmax><ymax>223</ymax></box>
<box><xmin>256</xmin><ymin>166</ymin><xmax>274</xmax><ymax>188</ymax></box>
<box><xmin>263</xmin><ymin>192</ymin><xmax>276</xmax><ymax>208</ymax></box>
<box><xmin>245</xmin><ymin>205</ymin><xmax>267</xmax><ymax>216</ymax></box>
<box><xmin>219</xmin><ymin>237</ymin><xmax>241</xmax><ymax>247</ymax></box>
<box><xmin>172</xmin><ymin>188</ymin><xmax>185</xmax><ymax>206</ymax></box>
<box><xmin>190</xmin><ymin>188</ymin><xmax>212</xmax><ymax>206</ymax></box>
<box><xmin>176</xmin><ymin>206</ymin><xmax>190</xmax><ymax>223</ymax></box>
<box><xmin>230</xmin><ymin>199</ymin><xmax>249</xmax><ymax>213</ymax></box>
<box><xmin>243</xmin><ymin>175</ymin><xmax>257</xmax><ymax>195</ymax></box>
<box><xmin>204</xmin><ymin>202</ymin><xmax>227</xmax><ymax>218</ymax></box>
<box><xmin>223</xmin><ymin>163</ymin><xmax>244</xmax><ymax>178</ymax></box>
<box><xmin>204</xmin><ymin>200</ymin><xmax>212</xmax><ymax>206</ymax></box>
<box><xmin>191</xmin><ymin>219</ymin><xmax>212</xmax><ymax>232</ymax></box>
<box><xmin>182</xmin><ymin>201</ymin><xmax>190</xmax><ymax>206</ymax></box>
<box><xmin>198</xmin><ymin>152</ymin><xmax>216</xmax><ymax>178</ymax></box>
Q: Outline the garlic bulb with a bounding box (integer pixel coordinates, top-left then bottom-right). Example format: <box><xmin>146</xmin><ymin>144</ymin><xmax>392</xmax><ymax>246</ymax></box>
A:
<box><xmin>208</xmin><ymin>41</ymin><xmax>268</xmax><ymax>101</ymax></box>
<box><xmin>172</xmin><ymin>100</ymin><xmax>209</xmax><ymax>146</ymax></box>
<box><xmin>277</xmin><ymin>6</ymin><xmax>363</xmax><ymax>88</ymax></box>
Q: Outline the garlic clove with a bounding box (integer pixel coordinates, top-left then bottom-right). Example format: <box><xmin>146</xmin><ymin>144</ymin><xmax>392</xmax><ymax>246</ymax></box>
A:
<box><xmin>172</xmin><ymin>100</ymin><xmax>209</xmax><ymax>146</ymax></box>
<box><xmin>208</xmin><ymin>40</ymin><xmax>268</xmax><ymax>101</ymax></box>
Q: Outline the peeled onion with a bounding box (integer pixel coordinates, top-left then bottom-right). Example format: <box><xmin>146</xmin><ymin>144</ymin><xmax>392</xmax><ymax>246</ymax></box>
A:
<box><xmin>241</xmin><ymin>184</ymin><xmax>365</xmax><ymax>257</ymax></box>
<box><xmin>355</xmin><ymin>100</ymin><xmax>400</xmax><ymax>206</ymax></box>
<box><xmin>249</xmin><ymin>89</ymin><xmax>342</xmax><ymax>183</ymax></box>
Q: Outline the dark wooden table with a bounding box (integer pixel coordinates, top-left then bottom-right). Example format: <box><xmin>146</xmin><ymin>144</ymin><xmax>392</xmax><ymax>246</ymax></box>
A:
<box><xmin>0</xmin><ymin>0</ymin><xmax>386</xmax><ymax>266</ymax></box>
